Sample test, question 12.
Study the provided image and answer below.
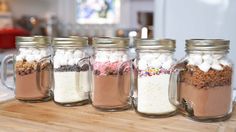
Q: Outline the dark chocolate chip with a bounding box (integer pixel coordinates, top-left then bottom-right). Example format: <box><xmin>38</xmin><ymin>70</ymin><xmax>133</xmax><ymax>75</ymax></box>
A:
<box><xmin>94</xmin><ymin>70</ymin><xmax>100</xmax><ymax>75</ymax></box>
<box><xmin>80</xmin><ymin>64</ymin><xmax>89</xmax><ymax>71</ymax></box>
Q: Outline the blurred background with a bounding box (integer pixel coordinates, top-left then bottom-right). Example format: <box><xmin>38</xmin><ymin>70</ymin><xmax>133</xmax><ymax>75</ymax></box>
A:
<box><xmin>0</xmin><ymin>0</ymin><xmax>236</xmax><ymax>87</ymax></box>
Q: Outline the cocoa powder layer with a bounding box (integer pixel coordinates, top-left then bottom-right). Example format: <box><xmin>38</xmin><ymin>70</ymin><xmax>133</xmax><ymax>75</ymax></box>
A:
<box><xmin>179</xmin><ymin>82</ymin><xmax>232</xmax><ymax>117</ymax></box>
<box><xmin>180</xmin><ymin>65</ymin><xmax>232</xmax><ymax>89</ymax></box>
<box><xmin>15</xmin><ymin>71</ymin><xmax>51</xmax><ymax>100</ymax></box>
<box><xmin>15</xmin><ymin>60</ymin><xmax>52</xmax><ymax>100</ymax></box>
<box><xmin>92</xmin><ymin>73</ymin><xmax>131</xmax><ymax>108</ymax></box>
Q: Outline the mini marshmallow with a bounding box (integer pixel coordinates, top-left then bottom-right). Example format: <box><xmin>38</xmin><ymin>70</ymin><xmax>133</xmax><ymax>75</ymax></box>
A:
<box><xmin>189</xmin><ymin>54</ymin><xmax>202</xmax><ymax>65</ymax></box>
<box><xmin>109</xmin><ymin>53</ymin><xmax>121</xmax><ymax>62</ymax></box>
<box><xmin>122</xmin><ymin>54</ymin><xmax>128</xmax><ymax>62</ymax></box>
<box><xmin>198</xmin><ymin>62</ymin><xmax>211</xmax><ymax>72</ymax></box>
<box><xmin>56</xmin><ymin>49</ymin><xmax>65</xmax><ymax>55</ymax></box>
<box><xmin>212</xmin><ymin>62</ymin><xmax>223</xmax><ymax>70</ymax></box>
<box><xmin>213</xmin><ymin>54</ymin><xmax>224</xmax><ymax>60</ymax></box>
<box><xmin>65</xmin><ymin>50</ymin><xmax>73</xmax><ymax>56</ymax></box>
<box><xmin>40</xmin><ymin>50</ymin><xmax>47</xmax><ymax>56</ymax></box>
<box><xmin>25</xmin><ymin>55</ymin><xmax>35</xmax><ymax>62</ymax></box>
<box><xmin>96</xmin><ymin>53</ymin><xmax>109</xmax><ymax>62</ymax></box>
<box><xmin>25</xmin><ymin>49</ymin><xmax>33</xmax><ymax>55</ymax></box>
<box><xmin>138</xmin><ymin>60</ymin><xmax>148</xmax><ymax>70</ymax></box>
<box><xmin>19</xmin><ymin>48</ymin><xmax>27</xmax><ymax>53</ymax></box>
<box><xmin>64</xmin><ymin>53</ymin><xmax>73</xmax><ymax>61</ymax></box>
<box><xmin>35</xmin><ymin>54</ymin><xmax>42</xmax><ymax>61</ymax></box>
<box><xmin>187</xmin><ymin>57</ymin><xmax>195</xmax><ymax>65</ymax></box>
<box><xmin>219</xmin><ymin>59</ymin><xmax>231</xmax><ymax>67</ymax></box>
<box><xmin>68</xmin><ymin>59</ymin><xmax>75</xmax><ymax>66</ymax></box>
<box><xmin>54</xmin><ymin>61</ymin><xmax>60</xmax><ymax>69</ymax></box>
<box><xmin>16</xmin><ymin>55</ymin><xmax>25</xmax><ymax>61</ymax></box>
<box><xmin>32</xmin><ymin>48</ymin><xmax>40</xmax><ymax>55</ymax></box>
<box><xmin>54</xmin><ymin>56</ymin><xmax>61</xmax><ymax>64</ymax></box>
<box><xmin>202</xmin><ymin>54</ymin><xmax>213</xmax><ymax>65</ymax></box>
<box><xmin>152</xmin><ymin>53</ymin><xmax>160</xmax><ymax>58</ymax></box>
<box><xmin>162</xmin><ymin>59</ymin><xmax>173</xmax><ymax>70</ymax></box>
<box><xmin>60</xmin><ymin>59</ymin><xmax>68</xmax><ymax>66</ymax></box>
<box><xmin>140</xmin><ymin>54</ymin><xmax>153</xmax><ymax>62</ymax></box>
<box><xmin>74</xmin><ymin>58</ymin><xmax>81</xmax><ymax>65</ymax></box>
<box><xmin>156</xmin><ymin>53</ymin><xmax>168</xmax><ymax>65</ymax></box>
<box><xmin>74</xmin><ymin>50</ymin><xmax>83</xmax><ymax>58</ymax></box>
<box><xmin>149</xmin><ymin>59</ymin><xmax>162</xmax><ymax>69</ymax></box>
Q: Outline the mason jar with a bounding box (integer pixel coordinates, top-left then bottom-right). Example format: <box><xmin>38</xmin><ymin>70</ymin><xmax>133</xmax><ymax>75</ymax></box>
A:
<box><xmin>169</xmin><ymin>39</ymin><xmax>233</xmax><ymax>122</ymax></box>
<box><xmin>133</xmin><ymin>39</ymin><xmax>177</xmax><ymax>117</ymax></box>
<box><xmin>52</xmin><ymin>37</ymin><xmax>90</xmax><ymax>106</ymax></box>
<box><xmin>91</xmin><ymin>37</ymin><xmax>131</xmax><ymax>111</ymax></box>
<box><xmin>1</xmin><ymin>36</ymin><xmax>52</xmax><ymax>102</ymax></box>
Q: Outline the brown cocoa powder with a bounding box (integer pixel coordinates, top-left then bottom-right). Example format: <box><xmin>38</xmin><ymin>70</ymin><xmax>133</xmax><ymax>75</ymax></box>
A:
<box><xmin>180</xmin><ymin>65</ymin><xmax>232</xmax><ymax>89</ymax></box>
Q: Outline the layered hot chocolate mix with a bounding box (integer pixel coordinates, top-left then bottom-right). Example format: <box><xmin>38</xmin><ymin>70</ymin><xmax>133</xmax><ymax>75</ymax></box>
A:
<box><xmin>179</xmin><ymin>64</ymin><xmax>232</xmax><ymax>117</ymax></box>
<box><xmin>53</xmin><ymin>49</ymin><xmax>90</xmax><ymax>104</ymax></box>
<box><xmin>92</xmin><ymin>51</ymin><xmax>131</xmax><ymax>109</ymax></box>
<box><xmin>15</xmin><ymin>59</ymin><xmax>51</xmax><ymax>100</ymax></box>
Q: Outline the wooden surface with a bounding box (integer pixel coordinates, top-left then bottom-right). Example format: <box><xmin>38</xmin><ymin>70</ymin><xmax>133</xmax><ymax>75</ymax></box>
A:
<box><xmin>0</xmin><ymin>100</ymin><xmax>235</xmax><ymax>132</ymax></box>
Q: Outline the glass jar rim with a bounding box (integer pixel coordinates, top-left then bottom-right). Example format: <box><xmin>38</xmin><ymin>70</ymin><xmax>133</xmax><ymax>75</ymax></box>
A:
<box><xmin>92</xmin><ymin>37</ymin><xmax>129</xmax><ymax>48</ymax></box>
<box><xmin>135</xmin><ymin>38</ymin><xmax>176</xmax><ymax>51</ymax></box>
<box><xmin>16</xmin><ymin>36</ymin><xmax>50</xmax><ymax>48</ymax></box>
<box><xmin>186</xmin><ymin>39</ymin><xmax>230</xmax><ymax>52</ymax></box>
<box><xmin>53</xmin><ymin>36</ymin><xmax>88</xmax><ymax>47</ymax></box>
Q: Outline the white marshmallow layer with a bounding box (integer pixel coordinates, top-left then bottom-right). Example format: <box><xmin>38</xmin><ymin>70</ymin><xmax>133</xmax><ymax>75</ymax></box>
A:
<box><xmin>187</xmin><ymin>54</ymin><xmax>231</xmax><ymax>72</ymax></box>
<box><xmin>16</xmin><ymin>48</ymin><xmax>48</xmax><ymax>62</ymax></box>
<box><xmin>95</xmin><ymin>51</ymin><xmax>128</xmax><ymax>63</ymax></box>
<box><xmin>138</xmin><ymin>53</ymin><xmax>174</xmax><ymax>70</ymax></box>
<box><xmin>54</xmin><ymin>49</ymin><xmax>85</xmax><ymax>69</ymax></box>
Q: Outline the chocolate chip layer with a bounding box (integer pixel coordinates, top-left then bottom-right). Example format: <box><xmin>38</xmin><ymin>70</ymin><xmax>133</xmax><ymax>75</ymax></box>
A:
<box><xmin>15</xmin><ymin>60</ymin><xmax>51</xmax><ymax>76</ymax></box>
<box><xmin>54</xmin><ymin>64</ymin><xmax>89</xmax><ymax>72</ymax></box>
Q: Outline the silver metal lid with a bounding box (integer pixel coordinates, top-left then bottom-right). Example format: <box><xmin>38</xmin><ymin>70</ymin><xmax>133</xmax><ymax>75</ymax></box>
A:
<box><xmin>53</xmin><ymin>36</ymin><xmax>88</xmax><ymax>47</ymax></box>
<box><xmin>16</xmin><ymin>36</ymin><xmax>50</xmax><ymax>47</ymax></box>
<box><xmin>135</xmin><ymin>39</ymin><xmax>176</xmax><ymax>51</ymax></box>
<box><xmin>186</xmin><ymin>39</ymin><xmax>230</xmax><ymax>52</ymax></box>
<box><xmin>92</xmin><ymin>37</ymin><xmax>129</xmax><ymax>48</ymax></box>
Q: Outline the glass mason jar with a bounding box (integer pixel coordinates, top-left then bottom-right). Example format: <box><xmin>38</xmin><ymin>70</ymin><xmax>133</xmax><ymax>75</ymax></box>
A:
<box><xmin>133</xmin><ymin>39</ymin><xmax>177</xmax><ymax>117</ymax></box>
<box><xmin>91</xmin><ymin>37</ymin><xmax>131</xmax><ymax>111</ymax></box>
<box><xmin>1</xmin><ymin>36</ymin><xmax>52</xmax><ymax>102</ymax></box>
<box><xmin>52</xmin><ymin>37</ymin><xmax>90</xmax><ymax>106</ymax></box>
<box><xmin>169</xmin><ymin>39</ymin><xmax>233</xmax><ymax>122</ymax></box>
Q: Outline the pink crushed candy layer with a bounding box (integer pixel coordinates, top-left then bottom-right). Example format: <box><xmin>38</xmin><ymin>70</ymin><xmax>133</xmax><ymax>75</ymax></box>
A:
<box><xmin>93</xmin><ymin>61</ymin><xmax>131</xmax><ymax>75</ymax></box>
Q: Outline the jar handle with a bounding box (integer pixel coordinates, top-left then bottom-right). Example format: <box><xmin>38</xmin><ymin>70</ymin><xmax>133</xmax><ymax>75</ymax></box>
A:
<box><xmin>131</xmin><ymin>59</ymin><xmax>138</xmax><ymax>109</ymax></box>
<box><xmin>117</xmin><ymin>59</ymin><xmax>133</xmax><ymax>102</ymax></box>
<box><xmin>233</xmin><ymin>87</ymin><xmax>236</xmax><ymax>105</ymax></box>
<box><xmin>78</xmin><ymin>56</ymin><xmax>91</xmax><ymax>93</ymax></box>
<box><xmin>1</xmin><ymin>54</ymin><xmax>15</xmax><ymax>91</ymax></box>
<box><xmin>36</xmin><ymin>55</ymin><xmax>52</xmax><ymax>94</ymax></box>
<box><xmin>168</xmin><ymin>67</ymin><xmax>185</xmax><ymax>107</ymax></box>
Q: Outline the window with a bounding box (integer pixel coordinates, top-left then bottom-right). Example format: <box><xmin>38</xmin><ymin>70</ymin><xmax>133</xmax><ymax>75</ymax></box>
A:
<box><xmin>76</xmin><ymin>0</ymin><xmax>120</xmax><ymax>24</ymax></box>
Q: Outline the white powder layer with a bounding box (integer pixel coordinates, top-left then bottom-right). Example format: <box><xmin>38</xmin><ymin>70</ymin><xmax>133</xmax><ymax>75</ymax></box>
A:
<box><xmin>137</xmin><ymin>74</ymin><xmax>176</xmax><ymax>114</ymax></box>
<box><xmin>54</xmin><ymin>71</ymin><xmax>90</xmax><ymax>103</ymax></box>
